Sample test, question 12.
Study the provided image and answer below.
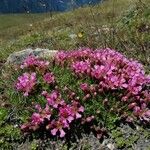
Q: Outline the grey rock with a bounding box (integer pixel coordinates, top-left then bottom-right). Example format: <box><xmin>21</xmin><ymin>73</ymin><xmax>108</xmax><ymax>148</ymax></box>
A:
<box><xmin>6</xmin><ymin>48</ymin><xmax>58</xmax><ymax>65</ymax></box>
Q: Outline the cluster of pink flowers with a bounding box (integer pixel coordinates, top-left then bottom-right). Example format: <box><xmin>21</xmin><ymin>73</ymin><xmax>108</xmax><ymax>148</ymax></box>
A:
<box><xmin>21</xmin><ymin>104</ymin><xmax>52</xmax><ymax>131</ymax></box>
<box><xmin>43</xmin><ymin>72</ymin><xmax>55</xmax><ymax>84</ymax></box>
<box><xmin>55</xmin><ymin>48</ymin><xmax>92</xmax><ymax>65</ymax></box>
<box><xmin>20</xmin><ymin>55</ymin><xmax>49</xmax><ymax>70</ymax></box>
<box><xmin>15</xmin><ymin>71</ymin><xmax>55</xmax><ymax>96</ymax></box>
<box><xmin>71</xmin><ymin>60</ymin><xmax>91</xmax><ymax>75</ymax></box>
<box><xmin>15</xmin><ymin>48</ymin><xmax>150</xmax><ymax>139</ymax></box>
<box><xmin>15</xmin><ymin>72</ymin><xmax>36</xmax><ymax>96</ymax></box>
<box><xmin>55</xmin><ymin>48</ymin><xmax>150</xmax><ymax>122</ymax></box>
<box><xmin>15</xmin><ymin>55</ymin><xmax>55</xmax><ymax>96</ymax></box>
<box><xmin>21</xmin><ymin>91</ymin><xmax>84</xmax><ymax>138</ymax></box>
<box><xmin>42</xmin><ymin>90</ymin><xmax>65</xmax><ymax>108</ymax></box>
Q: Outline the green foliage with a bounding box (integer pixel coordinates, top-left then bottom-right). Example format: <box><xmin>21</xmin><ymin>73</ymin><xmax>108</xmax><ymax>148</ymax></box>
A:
<box><xmin>0</xmin><ymin>108</ymin><xmax>8</xmax><ymax>125</ymax></box>
<box><xmin>0</xmin><ymin>125</ymin><xmax>22</xmax><ymax>149</ymax></box>
<box><xmin>117</xmin><ymin>0</ymin><xmax>150</xmax><ymax>65</ymax></box>
<box><xmin>31</xmin><ymin>140</ymin><xmax>39</xmax><ymax>150</ymax></box>
<box><xmin>0</xmin><ymin>0</ymin><xmax>150</xmax><ymax>149</ymax></box>
<box><xmin>111</xmin><ymin>127</ymin><xmax>150</xmax><ymax>149</ymax></box>
<box><xmin>0</xmin><ymin>125</ymin><xmax>21</xmax><ymax>140</ymax></box>
<box><xmin>143</xmin><ymin>129</ymin><xmax>150</xmax><ymax>139</ymax></box>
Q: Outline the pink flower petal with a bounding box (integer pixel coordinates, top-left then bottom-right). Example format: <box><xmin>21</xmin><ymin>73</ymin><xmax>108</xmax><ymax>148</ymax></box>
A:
<box><xmin>76</xmin><ymin>113</ymin><xmax>82</xmax><ymax>119</ymax></box>
<box><xmin>59</xmin><ymin>129</ymin><xmax>66</xmax><ymax>138</ymax></box>
<box><xmin>53</xmin><ymin>104</ymin><xmax>58</xmax><ymax>108</ymax></box>
<box><xmin>79</xmin><ymin>106</ymin><xmax>84</xmax><ymax>112</ymax></box>
<box><xmin>51</xmin><ymin>128</ymin><xmax>58</xmax><ymax>136</ymax></box>
<box><xmin>67</xmin><ymin>116</ymin><xmax>74</xmax><ymax>123</ymax></box>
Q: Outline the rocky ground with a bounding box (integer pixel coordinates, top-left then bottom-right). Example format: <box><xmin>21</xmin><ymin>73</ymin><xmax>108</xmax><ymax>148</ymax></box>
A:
<box><xmin>17</xmin><ymin>124</ymin><xmax>150</xmax><ymax>150</ymax></box>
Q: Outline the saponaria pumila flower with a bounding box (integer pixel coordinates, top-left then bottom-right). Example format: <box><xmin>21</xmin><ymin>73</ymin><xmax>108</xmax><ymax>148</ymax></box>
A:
<box><xmin>16</xmin><ymin>54</ymin><xmax>55</xmax><ymax>96</ymax></box>
<box><xmin>21</xmin><ymin>104</ymin><xmax>52</xmax><ymax>131</ymax></box>
<box><xmin>42</xmin><ymin>90</ymin><xmax>65</xmax><ymax>108</ymax></box>
<box><xmin>20</xmin><ymin>55</ymin><xmax>49</xmax><ymax>70</ymax></box>
<box><xmin>17</xmin><ymin>48</ymin><xmax>150</xmax><ymax>139</ymax></box>
<box><xmin>21</xmin><ymin>89</ymin><xmax>84</xmax><ymax>138</ymax></box>
<box><xmin>55</xmin><ymin>48</ymin><xmax>150</xmax><ymax>122</ymax></box>
<box><xmin>15</xmin><ymin>72</ymin><xmax>36</xmax><ymax>96</ymax></box>
<box><xmin>43</xmin><ymin>72</ymin><xmax>55</xmax><ymax>84</ymax></box>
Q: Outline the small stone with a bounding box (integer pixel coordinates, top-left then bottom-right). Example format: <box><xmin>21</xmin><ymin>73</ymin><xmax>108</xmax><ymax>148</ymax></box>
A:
<box><xmin>136</xmin><ymin>125</ymin><xmax>140</xmax><ymax>131</ymax></box>
<box><xmin>14</xmin><ymin>124</ymin><xmax>18</xmax><ymax>128</ymax></box>
<box><xmin>107</xmin><ymin>143</ymin><xmax>115</xmax><ymax>150</ymax></box>
<box><xmin>69</xmin><ymin>33</ymin><xmax>77</xmax><ymax>39</ymax></box>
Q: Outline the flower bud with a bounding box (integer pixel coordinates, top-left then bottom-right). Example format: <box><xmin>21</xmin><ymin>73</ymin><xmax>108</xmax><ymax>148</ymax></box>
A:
<box><xmin>103</xmin><ymin>98</ymin><xmax>108</xmax><ymax>106</ymax></box>
<box><xmin>126</xmin><ymin>116</ymin><xmax>134</xmax><ymax>123</ymax></box>
<box><xmin>96</xmin><ymin>110</ymin><xmax>101</xmax><ymax>114</ymax></box>
<box><xmin>128</xmin><ymin>103</ymin><xmax>137</xmax><ymax>109</ymax></box>
<box><xmin>94</xmin><ymin>92</ymin><xmax>97</xmax><ymax>96</ymax></box>
<box><xmin>83</xmin><ymin>94</ymin><xmax>91</xmax><ymax>100</ymax></box>
<box><xmin>86</xmin><ymin>116</ymin><xmax>95</xmax><ymax>122</ymax></box>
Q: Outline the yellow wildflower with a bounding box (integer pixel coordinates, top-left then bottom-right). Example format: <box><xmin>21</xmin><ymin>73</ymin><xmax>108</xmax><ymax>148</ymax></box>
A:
<box><xmin>77</xmin><ymin>32</ymin><xmax>84</xmax><ymax>38</ymax></box>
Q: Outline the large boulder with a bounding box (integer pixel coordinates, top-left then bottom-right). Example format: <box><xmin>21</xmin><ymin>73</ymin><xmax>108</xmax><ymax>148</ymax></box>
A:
<box><xmin>6</xmin><ymin>48</ymin><xmax>58</xmax><ymax>65</ymax></box>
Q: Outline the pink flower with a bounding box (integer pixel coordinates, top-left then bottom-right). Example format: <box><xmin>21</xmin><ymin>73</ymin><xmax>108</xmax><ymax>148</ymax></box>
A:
<box><xmin>35</xmin><ymin>104</ymin><xmax>42</xmax><ymax>112</ymax></box>
<box><xmin>83</xmin><ymin>94</ymin><xmax>91</xmax><ymax>100</ymax></box>
<box><xmin>36</xmin><ymin>60</ymin><xmax>49</xmax><ymax>70</ymax></box>
<box><xmin>20</xmin><ymin>123</ymin><xmax>30</xmax><ymax>132</ymax></box>
<box><xmin>31</xmin><ymin>104</ymin><xmax>52</xmax><ymax>125</ymax></box>
<box><xmin>142</xmin><ymin>90</ymin><xmax>150</xmax><ymax>103</ymax></box>
<box><xmin>80</xmin><ymin>83</ymin><xmax>89</xmax><ymax>92</ymax></box>
<box><xmin>41</xmin><ymin>91</ymin><xmax>48</xmax><ymax>96</ymax></box>
<box><xmin>21</xmin><ymin>104</ymin><xmax>52</xmax><ymax>132</ymax></box>
<box><xmin>91</xmin><ymin>65</ymin><xmax>106</xmax><ymax>79</ymax></box>
<box><xmin>20</xmin><ymin>55</ymin><xmax>37</xmax><ymax>69</ymax></box>
<box><xmin>126</xmin><ymin>116</ymin><xmax>134</xmax><ymax>123</ymax></box>
<box><xmin>20</xmin><ymin>55</ymin><xmax>49</xmax><ymax>70</ymax></box>
<box><xmin>59</xmin><ymin>105</ymin><xmax>74</xmax><ymax>123</ymax></box>
<box><xmin>40</xmin><ymin>104</ymin><xmax>52</xmax><ymax>120</ymax></box>
<box><xmin>44</xmin><ymin>91</ymin><xmax>65</xmax><ymax>108</ymax></box>
<box><xmin>43</xmin><ymin>72</ymin><xmax>55</xmax><ymax>84</ymax></box>
<box><xmin>71</xmin><ymin>60</ymin><xmax>91</xmax><ymax>75</ymax></box>
<box><xmin>86</xmin><ymin>116</ymin><xmax>95</xmax><ymax>122</ymax></box>
<box><xmin>70</xmin><ymin>101</ymin><xmax>84</xmax><ymax>119</ymax></box>
<box><xmin>50</xmin><ymin>118</ymin><xmax>69</xmax><ymax>138</ymax></box>
<box><xmin>15</xmin><ymin>72</ymin><xmax>36</xmax><ymax>96</ymax></box>
<box><xmin>133</xmin><ymin>106</ymin><xmax>141</xmax><ymax>116</ymax></box>
<box><xmin>128</xmin><ymin>103</ymin><xmax>137</xmax><ymax>109</ymax></box>
<box><xmin>55</xmin><ymin>51</ymin><xmax>67</xmax><ymax>65</ymax></box>
<box><xmin>141</xmin><ymin>110</ymin><xmax>150</xmax><ymax>121</ymax></box>
<box><xmin>31</xmin><ymin>113</ymin><xmax>43</xmax><ymax>126</ymax></box>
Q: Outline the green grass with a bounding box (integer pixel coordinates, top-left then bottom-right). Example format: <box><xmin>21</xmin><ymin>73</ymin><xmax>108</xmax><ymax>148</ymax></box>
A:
<box><xmin>0</xmin><ymin>61</ymin><xmax>126</xmax><ymax>149</ymax></box>
<box><xmin>0</xmin><ymin>0</ymin><xmax>149</xmax><ymax>66</ymax></box>
<box><xmin>0</xmin><ymin>13</ymin><xmax>55</xmax><ymax>35</ymax></box>
<box><xmin>0</xmin><ymin>14</ymin><xmax>48</xmax><ymax>29</ymax></box>
<box><xmin>0</xmin><ymin>1</ymin><xmax>150</xmax><ymax>148</ymax></box>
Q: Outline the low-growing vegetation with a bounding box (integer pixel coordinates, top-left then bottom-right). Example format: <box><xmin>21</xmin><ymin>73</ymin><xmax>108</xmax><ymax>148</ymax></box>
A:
<box><xmin>0</xmin><ymin>0</ymin><xmax>150</xmax><ymax>149</ymax></box>
<box><xmin>1</xmin><ymin>48</ymin><xmax>150</xmax><ymax>149</ymax></box>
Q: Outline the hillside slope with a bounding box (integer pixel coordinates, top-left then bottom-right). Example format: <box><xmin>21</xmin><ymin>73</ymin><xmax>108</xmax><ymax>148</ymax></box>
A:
<box><xmin>0</xmin><ymin>0</ymin><xmax>150</xmax><ymax>149</ymax></box>
<box><xmin>0</xmin><ymin>0</ymin><xmax>149</xmax><ymax>66</ymax></box>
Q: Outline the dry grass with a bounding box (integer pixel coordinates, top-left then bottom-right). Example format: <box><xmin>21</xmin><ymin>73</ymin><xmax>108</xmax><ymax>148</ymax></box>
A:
<box><xmin>0</xmin><ymin>0</ymin><xmax>149</xmax><ymax>66</ymax></box>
